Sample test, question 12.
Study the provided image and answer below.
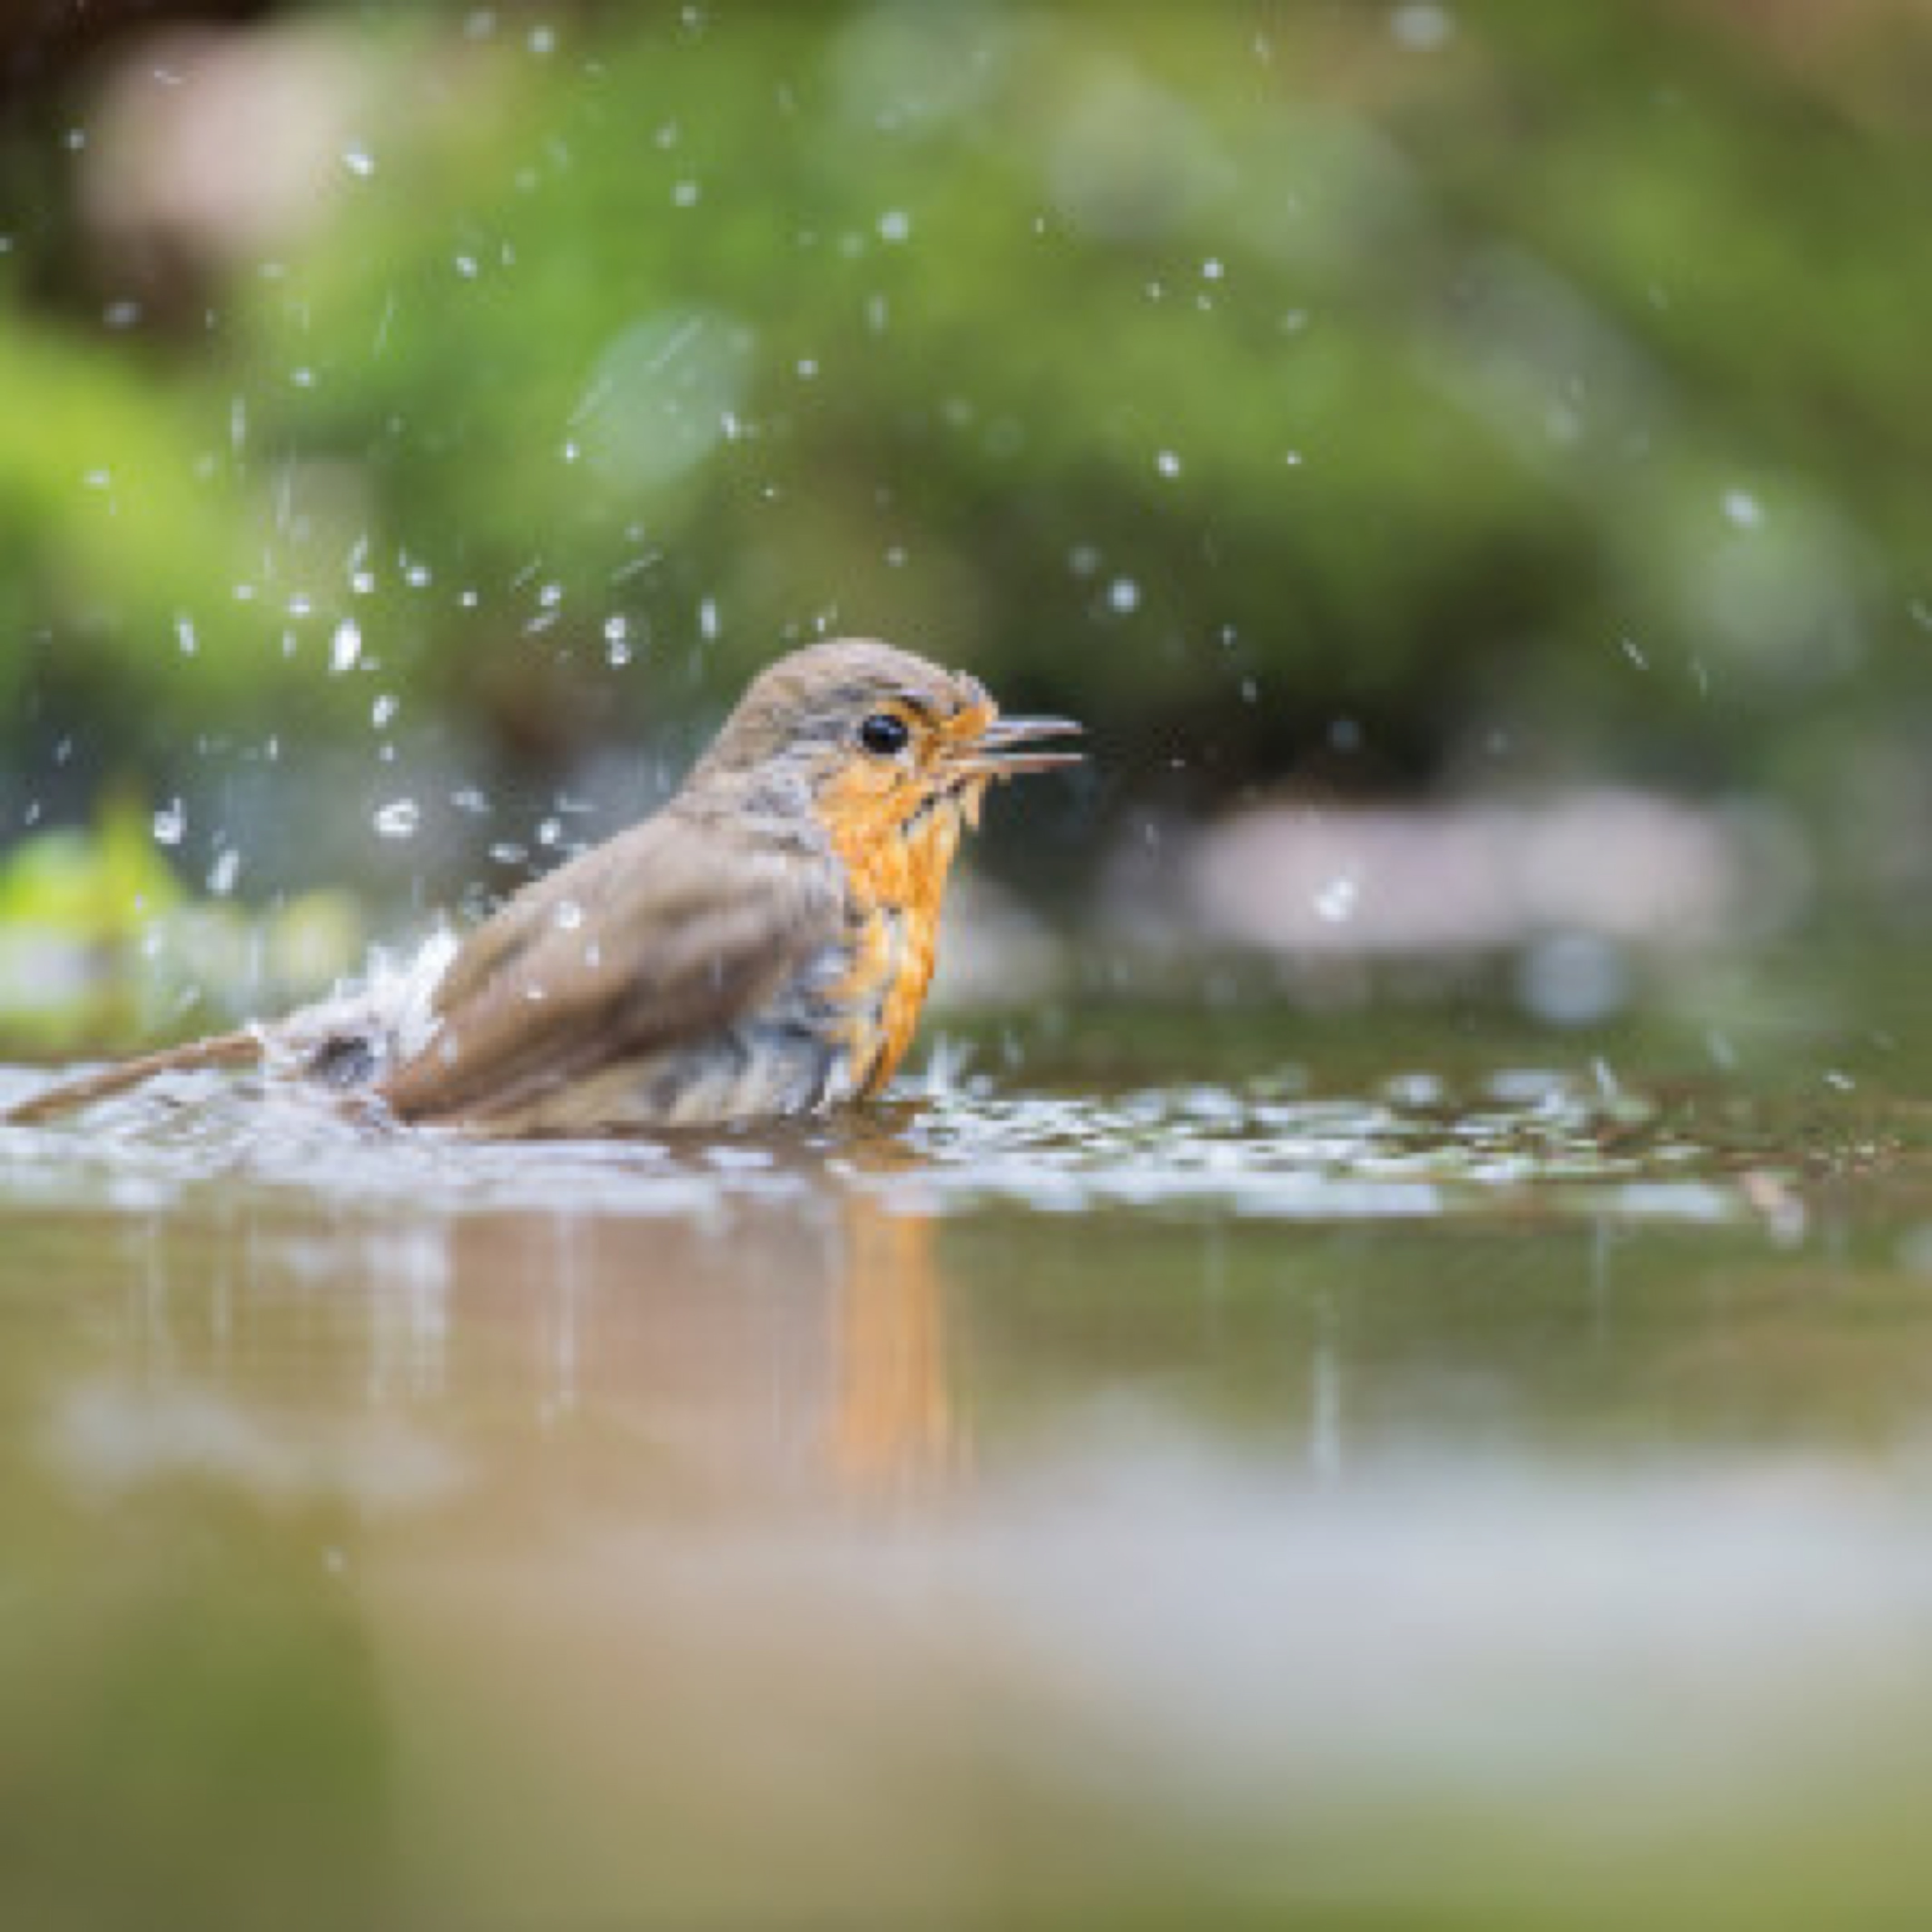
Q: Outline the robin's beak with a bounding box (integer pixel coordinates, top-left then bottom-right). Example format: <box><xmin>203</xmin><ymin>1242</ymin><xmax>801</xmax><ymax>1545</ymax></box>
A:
<box><xmin>950</xmin><ymin>714</ymin><xmax>1085</xmax><ymax>779</ymax></box>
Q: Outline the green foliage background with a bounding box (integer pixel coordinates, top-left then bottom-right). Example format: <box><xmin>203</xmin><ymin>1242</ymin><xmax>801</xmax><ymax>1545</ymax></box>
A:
<box><xmin>0</xmin><ymin>0</ymin><xmax>1927</xmax><ymax>915</ymax></box>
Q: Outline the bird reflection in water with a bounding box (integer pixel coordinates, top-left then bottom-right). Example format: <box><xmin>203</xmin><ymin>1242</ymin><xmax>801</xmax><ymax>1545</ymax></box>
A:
<box><xmin>828</xmin><ymin>1125</ymin><xmax>963</xmax><ymax>1496</ymax></box>
<box><xmin>59</xmin><ymin>1125</ymin><xmax>963</xmax><ymax>1512</ymax></box>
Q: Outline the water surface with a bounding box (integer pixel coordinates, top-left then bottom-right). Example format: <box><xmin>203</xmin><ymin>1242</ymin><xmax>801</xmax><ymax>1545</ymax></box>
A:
<box><xmin>5</xmin><ymin>1002</ymin><xmax>1932</xmax><ymax>1930</ymax></box>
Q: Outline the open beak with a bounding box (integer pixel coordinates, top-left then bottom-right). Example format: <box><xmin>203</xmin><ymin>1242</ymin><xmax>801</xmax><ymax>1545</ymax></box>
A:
<box><xmin>950</xmin><ymin>714</ymin><xmax>1085</xmax><ymax>779</ymax></box>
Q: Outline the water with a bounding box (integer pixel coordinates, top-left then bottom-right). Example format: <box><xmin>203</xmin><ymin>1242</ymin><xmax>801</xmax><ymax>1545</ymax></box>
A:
<box><xmin>5</xmin><ymin>1004</ymin><xmax>1932</xmax><ymax>1929</ymax></box>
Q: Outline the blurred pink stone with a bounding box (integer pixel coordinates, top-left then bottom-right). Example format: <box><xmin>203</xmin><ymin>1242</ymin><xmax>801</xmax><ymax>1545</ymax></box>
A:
<box><xmin>1187</xmin><ymin>790</ymin><xmax>1810</xmax><ymax>956</ymax></box>
<box><xmin>82</xmin><ymin>26</ymin><xmax>371</xmax><ymax>263</ymax></box>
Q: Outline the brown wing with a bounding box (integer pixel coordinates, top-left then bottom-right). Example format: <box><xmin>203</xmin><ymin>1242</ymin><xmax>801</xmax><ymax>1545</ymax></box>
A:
<box><xmin>379</xmin><ymin>810</ymin><xmax>841</xmax><ymax>1126</ymax></box>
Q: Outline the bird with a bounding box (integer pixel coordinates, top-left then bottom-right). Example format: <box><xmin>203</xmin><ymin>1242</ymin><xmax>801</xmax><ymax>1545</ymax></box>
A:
<box><xmin>5</xmin><ymin>639</ymin><xmax>1081</xmax><ymax>1135</ymax></box>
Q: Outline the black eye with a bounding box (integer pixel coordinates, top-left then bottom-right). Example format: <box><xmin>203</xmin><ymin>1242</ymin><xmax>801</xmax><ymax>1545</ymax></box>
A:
<box><xmin>858</xmin><ymin>712</ymin><xmax>911</xmax><ymax>758</ymax></box>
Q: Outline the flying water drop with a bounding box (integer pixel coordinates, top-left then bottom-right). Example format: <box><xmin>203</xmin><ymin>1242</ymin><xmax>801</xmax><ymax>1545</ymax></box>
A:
<box><xmin>1314</xmin><ymin>877</ymin><xmax>1358</xmax><ymax>924</ymax></box>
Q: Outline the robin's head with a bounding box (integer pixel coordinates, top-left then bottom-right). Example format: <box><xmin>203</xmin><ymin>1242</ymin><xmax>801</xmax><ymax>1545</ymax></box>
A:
<box><xmin>685</xmin><ymin>639</ymin><xmax>1081</xmax><ymax>850</ymax></box>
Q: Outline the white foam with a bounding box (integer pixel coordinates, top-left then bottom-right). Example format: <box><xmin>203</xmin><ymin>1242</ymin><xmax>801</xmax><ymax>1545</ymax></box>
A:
<box><xmin>265</xmin><ymin>926</ymin><xmax>459</xmax><ymax>1075</ymax></box>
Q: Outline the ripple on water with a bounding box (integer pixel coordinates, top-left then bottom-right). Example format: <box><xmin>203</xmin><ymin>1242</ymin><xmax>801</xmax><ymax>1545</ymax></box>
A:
<box><xmin>0</xmin><ymin>1060</ymin><xmax>1777</xmax><ymax>1227</ymax></box>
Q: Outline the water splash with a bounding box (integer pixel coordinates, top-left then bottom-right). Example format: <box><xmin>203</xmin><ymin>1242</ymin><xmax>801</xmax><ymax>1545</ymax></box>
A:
<box><xmin>0</xmin><ymin>1056</ymin><xmax>1791</xmax><ymax>1232</ymax></box>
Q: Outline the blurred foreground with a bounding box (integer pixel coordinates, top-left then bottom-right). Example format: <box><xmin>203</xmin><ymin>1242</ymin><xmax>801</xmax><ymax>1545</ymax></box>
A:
<box><xmin>5</xmin><ymin>1002</ymin><xmax>1932</xmax><ymax>1930</ymax></box>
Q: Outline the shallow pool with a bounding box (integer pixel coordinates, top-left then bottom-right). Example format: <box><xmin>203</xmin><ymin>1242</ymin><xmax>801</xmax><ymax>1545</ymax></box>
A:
<box><xmin>5</xmin><ymin>993</ymin><xmax>1932</xmax><ymax>1930</ymax></box>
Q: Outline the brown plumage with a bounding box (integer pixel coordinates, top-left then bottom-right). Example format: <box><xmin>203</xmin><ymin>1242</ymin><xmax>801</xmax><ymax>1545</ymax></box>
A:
<box><xmin>5</xmin><ymin>640</ymin><xmax>1080</xmax><ymax>1136</ymax></box>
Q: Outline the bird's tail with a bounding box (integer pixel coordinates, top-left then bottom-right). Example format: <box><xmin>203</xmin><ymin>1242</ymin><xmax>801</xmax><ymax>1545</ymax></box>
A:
<box><xmin>3</xmin><ymin>1030</ymin><xmax>264</xmax><ymax>1127</ymax></box>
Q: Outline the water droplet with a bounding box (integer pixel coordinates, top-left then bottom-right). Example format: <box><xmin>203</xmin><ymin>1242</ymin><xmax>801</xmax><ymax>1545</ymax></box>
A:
<box><xmin>152</xmin><ymin>800</ymin><xmax>185</xmax><ymax>846</ymax></box>
<box><xmin>877</xmin><ymin>209</ymin><xmax>911</xmax><ymax>243</ymax></box>
<box><xmin>1108</xmin><ymin>577</ymin><xmax>1141</xmax><ymax>614</ymax></box>
<box><xmin>174</xmin><ymin>615</ymin><xmax>197</xmax><ymax>656</ymax></box>
<box><xmin>699</xmin><ymin>596</ymin><xmax>720</xmax><ymax>640</ymax></box>
<box><xmin>1155</xmin><ymin>450</ymin><xmax>1181</xmax><ymax>478</ymax></box>
<box><xmin>1314</xmin><ymin>877</ymin><xmax>1358</xmax><ymax>923</ymax></box>
<box><xmin>207</xmin><ymin>849</ymin><xmax>240</xmax><ymax>896</ymax></box>
<box><xmin>1723</xmin><ymin>489</ymin><xmax>1763</xmax><ymax>530</ymax></box>
<box><xmin>373</xmin><ymin>694</ymin><xmax>399</xmax><ymax>728</ymax></box>
<box><xmin>374</xmin><ymin>798</ymin><xmax>419</xmax><ymax>839</ymax></box>
<box><xmin>604</xmin><ymin>614</ymin><xmax>632</xmax><ymax>665</ymax></box>
<box><xmin>330</xmin><ymin>619</ymin><xmax>362</xmax><ymax>672</ymax></box>
<box><xmin>555</xmin><ymin>901</ymin><xmax>583</xmax><ymax>931</ymax></box>
<box><xmin>343</xmin><ymin>146</ymin><xmax>375</xmax><ymax>178</ymax></box>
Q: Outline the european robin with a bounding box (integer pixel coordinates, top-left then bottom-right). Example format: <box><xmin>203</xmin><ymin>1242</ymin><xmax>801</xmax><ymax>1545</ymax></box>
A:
<box><xmin>6</xmin><ymin>640</ymin><xmax>1081</xmax><ymax>1134</ymax></box>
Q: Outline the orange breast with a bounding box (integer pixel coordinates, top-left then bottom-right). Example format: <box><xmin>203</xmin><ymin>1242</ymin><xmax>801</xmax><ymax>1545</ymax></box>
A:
<box><xmin>818</xmin><ymin>776</ymin><xmax>966</xmax><ymax>1096</ymax></box>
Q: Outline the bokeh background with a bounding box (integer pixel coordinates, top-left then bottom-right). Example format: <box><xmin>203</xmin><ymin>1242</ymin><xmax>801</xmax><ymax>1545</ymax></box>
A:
<box><xmin>1</xmin><ymin>0</ymin><xmax>1928</xmax><ymax>1050</ymax></box>
<box><xmin>11</xmin><ymin>16</ymin><xmax>1932</xmax><ymax>1931</ymax></box>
